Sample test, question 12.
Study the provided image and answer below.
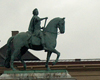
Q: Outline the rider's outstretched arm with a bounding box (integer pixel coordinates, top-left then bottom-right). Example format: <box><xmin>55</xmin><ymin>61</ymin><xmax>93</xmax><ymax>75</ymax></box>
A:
<box><xmin>39</xmin><ymin>17</ymin><xmax>48</xmax><ymax>21</ymax></box>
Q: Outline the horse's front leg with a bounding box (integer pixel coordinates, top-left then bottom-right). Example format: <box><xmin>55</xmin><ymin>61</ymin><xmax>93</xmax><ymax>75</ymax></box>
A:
<box><xmin>45</xmin><ymin>51</ymin><xmax>52</xmax><ymax>71</ymax></box>
<box><xmin>51</xmin><ymin>49</ymin><xmax>60</xmax><ymax>65</ymax></box>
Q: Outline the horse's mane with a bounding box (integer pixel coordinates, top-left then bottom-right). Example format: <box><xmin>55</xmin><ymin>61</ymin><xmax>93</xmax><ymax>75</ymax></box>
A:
<box><xmin>48</xmin><ymin>17</ymin><xmax>61</xmax><ymax>24</ymax></box>
<box><xmin>46</xmin><ymin>17</ymin><xmax>61</xmax><ymax>28</ymax></box>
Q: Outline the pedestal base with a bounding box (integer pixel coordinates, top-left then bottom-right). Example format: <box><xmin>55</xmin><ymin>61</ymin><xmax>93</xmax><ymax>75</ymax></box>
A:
<box><xmin>0</xmin><ymin>70</ymin><xmax>76</xmax><ymax>80</ymax></box>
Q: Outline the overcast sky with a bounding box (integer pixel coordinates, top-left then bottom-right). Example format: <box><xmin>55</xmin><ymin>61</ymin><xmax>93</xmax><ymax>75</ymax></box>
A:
<box><xmin>0</xmin><ymin>0</ymin><xmax>100</xmax><ymax>60</ymax></box>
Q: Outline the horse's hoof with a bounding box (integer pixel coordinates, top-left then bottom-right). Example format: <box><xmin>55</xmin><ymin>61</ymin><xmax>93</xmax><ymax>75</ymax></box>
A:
<box><xmin>47</xmin><ymin>67</ymin><xmax>51</xmax><ymax>71</ymax></box>
<box><xmin>45</xmin><ymin>64</ymin><xmax>48</xmax><ymax>68</ymax></box>
<box><xmin>24</xmin><ymin>67</ymin><xmax>26</xmax><ymax>70</ymax></box>
<box><xmin>52</xmin><ymin>62</ymin><xmax>56</xmax><ymax>65</ymax></box>
<box><xmin>13</xmin><ymin>68</ymin><xmax>17</xmax><ymax>71</ymax></box>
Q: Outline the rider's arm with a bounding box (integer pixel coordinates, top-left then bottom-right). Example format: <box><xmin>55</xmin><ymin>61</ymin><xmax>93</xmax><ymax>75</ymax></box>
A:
<box><xmin>36</xmin><ymin>17</ymin><xmax>48</xmax><ymax>21</ymax></box>
<box><xmin>39</xmin><ymin>17</ymin><xmax>48</xmax><ymax>21</ymax></box>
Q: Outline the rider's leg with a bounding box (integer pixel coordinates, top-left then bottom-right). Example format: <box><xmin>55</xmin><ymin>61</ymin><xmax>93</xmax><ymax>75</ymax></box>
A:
<box><xmin>39</xmin><ymin>31</ymin><xmax>47</xmax><ymax>50</ymax></box>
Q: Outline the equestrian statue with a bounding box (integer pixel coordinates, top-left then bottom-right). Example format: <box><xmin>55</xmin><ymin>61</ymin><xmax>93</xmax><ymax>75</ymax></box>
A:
<box><xmin>4</xmin><ymin>8</ymin><xmax>65</xmax><ymax>71</ymax></box>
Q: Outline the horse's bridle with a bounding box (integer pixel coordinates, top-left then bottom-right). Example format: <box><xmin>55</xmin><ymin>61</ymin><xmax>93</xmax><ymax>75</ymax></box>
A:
<box><xmin>43</xmin><ymin>19</ymin><xmax>64</xmax><ymax>35</ymax></box>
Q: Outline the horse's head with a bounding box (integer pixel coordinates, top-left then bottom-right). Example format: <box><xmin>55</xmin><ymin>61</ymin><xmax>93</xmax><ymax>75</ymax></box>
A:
<box><xmin>57</xmin><ymin>18</ymin><xmax>65</xmax><ymax>34</ymax></box>
<box><xmin>45</xmin><ymin>17</ymin><xmax>65</xmax><ymax>34</ymax></box>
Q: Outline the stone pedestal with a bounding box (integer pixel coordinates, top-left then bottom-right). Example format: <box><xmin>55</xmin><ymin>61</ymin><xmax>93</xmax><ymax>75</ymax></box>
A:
<box><xmin>0</xmin><ymin>70</ymin><xmax>76</xmax><ymax>80</ymax></box>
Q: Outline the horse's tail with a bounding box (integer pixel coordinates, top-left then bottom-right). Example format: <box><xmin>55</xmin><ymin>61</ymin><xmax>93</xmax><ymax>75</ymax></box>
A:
<box><xmin>4</xmin><ymin>36</ymin><xmax>14</xmax><ymax>68</ymax></box>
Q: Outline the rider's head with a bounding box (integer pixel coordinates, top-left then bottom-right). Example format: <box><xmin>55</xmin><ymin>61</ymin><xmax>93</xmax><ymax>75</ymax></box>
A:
<box><xmin>33</xmin><ymin>8</ymin><xmax>39</xmax><ymax>16</ymax></box>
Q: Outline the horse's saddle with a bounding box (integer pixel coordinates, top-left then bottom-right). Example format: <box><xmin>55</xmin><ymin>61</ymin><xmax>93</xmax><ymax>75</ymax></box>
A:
<box><xmin>26</xmin><ymin>31</ymin><xmax>41</xmax><ymax>45</ymax></box>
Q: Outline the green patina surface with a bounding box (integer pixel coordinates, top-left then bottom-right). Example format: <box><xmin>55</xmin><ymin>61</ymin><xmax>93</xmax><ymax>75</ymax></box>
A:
<box><xmin>4</xmin><ymin>70</ymin><xmax>67</xmax><ymax>74</ymax></box>
<box><xmin>4</xmin><ymin>8</ymin><xmax>65</xmax><ymax>71</ymax></box>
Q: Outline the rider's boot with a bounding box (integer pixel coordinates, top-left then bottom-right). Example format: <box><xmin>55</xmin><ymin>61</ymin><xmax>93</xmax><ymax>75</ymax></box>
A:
<box><xmin>42</xmin><ymin>43</ymin><xmax>48</xmax><ymax>51</ymax></box>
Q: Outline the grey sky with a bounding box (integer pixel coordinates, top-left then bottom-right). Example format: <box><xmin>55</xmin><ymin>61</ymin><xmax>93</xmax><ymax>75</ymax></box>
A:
<box><xmin>0</xmin><ymin>0</ymin><xmax>100</xmax><ymax>60</ymax></box>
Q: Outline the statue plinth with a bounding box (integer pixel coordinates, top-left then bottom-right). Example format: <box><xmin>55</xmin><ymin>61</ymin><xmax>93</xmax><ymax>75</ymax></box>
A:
<box><xmin>0</xmin><ymin>70</ymin><xmax>77</xmax><ymax>80</ymax></box>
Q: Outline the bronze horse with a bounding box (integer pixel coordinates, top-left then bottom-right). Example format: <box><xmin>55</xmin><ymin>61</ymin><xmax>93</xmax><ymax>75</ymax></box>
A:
<box><xmin>4</xmin><ymin>17</ymin><xmax>65</xmax><ymax>70</ymax></box>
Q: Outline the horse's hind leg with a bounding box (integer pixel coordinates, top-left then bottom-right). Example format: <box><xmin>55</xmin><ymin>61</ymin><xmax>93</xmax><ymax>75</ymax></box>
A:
<box><xmin>17</xmin><ymin>47</ymin><xmax>28</xmax><ymax>70</ymax></box>
<box><xmin>17</xmin><ymin>54</ymin><xmax>26</xmax><ymax>70</ymax></box>
<box><xmin>45</xmin><ymin>51</ymin><xmax>52</xmax><ymax>70</ymax></box>
<box><xmin>10</xmin><ymin>49</ymin><xmax>20</xmax><ymax>71</ymax></box>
